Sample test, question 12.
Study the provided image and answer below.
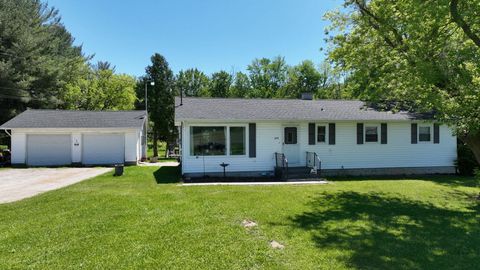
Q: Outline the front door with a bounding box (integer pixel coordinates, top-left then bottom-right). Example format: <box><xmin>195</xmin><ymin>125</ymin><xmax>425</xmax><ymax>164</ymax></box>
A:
<box><xmin>283</xmin><ymin>127</ymin><xmax>300</xmax><ymax>165</ymax></box>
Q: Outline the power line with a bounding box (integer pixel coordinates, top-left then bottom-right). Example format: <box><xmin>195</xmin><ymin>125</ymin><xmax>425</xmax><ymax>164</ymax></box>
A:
<box><xmin>0</xmin><ymin>85</ymin><xmax>32</xmax><ymax>91</ymax></box>
<box><xmin>0</xmin><ymin>94</ymin><xmax>46</xmax><ymax>101</ymax></box>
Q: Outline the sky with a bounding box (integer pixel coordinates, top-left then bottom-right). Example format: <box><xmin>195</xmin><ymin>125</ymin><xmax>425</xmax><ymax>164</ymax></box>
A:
<box><xmin>46</xmin><ymin>0</ymin><xmax>342</xmax><ymax>77</ymax></box>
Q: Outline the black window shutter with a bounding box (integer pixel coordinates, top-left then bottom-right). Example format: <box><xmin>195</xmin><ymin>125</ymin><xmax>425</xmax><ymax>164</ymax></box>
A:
<box><xmin>381</xmin><ymin>123</ymin><xmax>387</xmax><ymax>144</ymax></box>
<box><xmin>411</xmin><ymin>123</ymin><xmax>418</xmax><ymax>144</ymax></box>
<box><xmin>434</xmin><ymin>123</ymin><xmax>440</xmax><ymax>144</ymax></box>
<box><xmin>328</xmin><ymin>123</ymin><xmax>336</xmax><ymax>145</ymax></box>
<box><xmin>249</xmin><ymin>123</ymin><xmax>256</xmax><ymax>157</ymax></box>
<box><xmin>308</xmin><ymin>123</ymin><xmax>315</xmax><ymax>145</ymax></box>
<box><xmin>357</xmin><ymin>123</ymin><xmax>364</xmax><ymax>144</ymax></box>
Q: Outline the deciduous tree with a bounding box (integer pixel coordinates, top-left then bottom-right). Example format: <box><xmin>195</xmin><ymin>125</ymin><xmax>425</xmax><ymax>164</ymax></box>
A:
<box><xmin>327</xmin><ymin>0</ymin><xmax>480</xmax><ymax>163</ymax></box>
<box><xmin>247</xmin><ymin>56</ymin><xmax>288</xmax><ymax>98</ymax></box>
<box><xmin>174</xmin><ymin>68</ymin><xmax>209</xmax><ymax>97</ymax></box>
<box><xmin>209</xmin><ymin>71</ymin><xmax>232</xmax><ymax>97</ymax></box>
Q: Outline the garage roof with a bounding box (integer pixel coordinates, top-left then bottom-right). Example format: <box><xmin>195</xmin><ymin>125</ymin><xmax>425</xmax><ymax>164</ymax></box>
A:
<box><xmin>0</xmin><ymin>110</ymin><xmax>147</xmax><ymax>129</ymax></box>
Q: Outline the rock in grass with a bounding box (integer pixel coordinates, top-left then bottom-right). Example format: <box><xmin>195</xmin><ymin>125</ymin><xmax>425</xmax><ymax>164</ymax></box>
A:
<box><xmin>242</xmin><ymin>219</ymin><xmax>257</xmax><ymax>228</ymax></box>
<box><xmin>270</xmin><ymin>240</ymin><xmax>284</xmax><ymax>249</ymax></box>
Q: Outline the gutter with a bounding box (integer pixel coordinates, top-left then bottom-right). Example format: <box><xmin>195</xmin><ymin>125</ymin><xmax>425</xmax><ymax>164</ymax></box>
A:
<box><xmin>3</xmin><ymin>129</ymin><xmax>11</xmax><ymax>137</ymax></box>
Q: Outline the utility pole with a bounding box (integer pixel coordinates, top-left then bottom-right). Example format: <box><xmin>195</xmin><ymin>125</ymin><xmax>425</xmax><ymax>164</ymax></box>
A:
<box><xmin>143</xmin><ymin>80</ymin><xmax>154</xmax><ymax>160</ymax></box>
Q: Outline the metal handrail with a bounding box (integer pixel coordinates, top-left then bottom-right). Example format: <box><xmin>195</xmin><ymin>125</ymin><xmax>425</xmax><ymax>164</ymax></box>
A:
<box><xmin>306</xmin><ymin>151</ymin><xmax>322</xmax><ymax>175</ymax></box>
<box><xmin>274</xmin><ymin>152</ymin><xmax>289</xmax><ymax>178</ymax></box>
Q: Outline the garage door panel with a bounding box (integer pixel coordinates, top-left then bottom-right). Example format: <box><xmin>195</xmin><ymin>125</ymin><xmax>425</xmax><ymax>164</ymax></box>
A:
<box><xmin>83</xmin><ymin>134</ymin><xmax>124</xmax><ymax>165</ymax></box>
<box><xmin>27</xmin><ymin>135</ymin><xmax>72</xmax><ymax>166</ymax></box>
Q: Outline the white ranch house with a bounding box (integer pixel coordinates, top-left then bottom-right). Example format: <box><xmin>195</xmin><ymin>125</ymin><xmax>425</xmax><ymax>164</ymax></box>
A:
<box><xmin>175</xmin><ymin>97</ymin><xmax>457</xmax><ymax>177</ymax></box>
<box><xmin>0</xmin><ymin>110</ymin><xmax>147</xmax><ymax>166</ymax></box>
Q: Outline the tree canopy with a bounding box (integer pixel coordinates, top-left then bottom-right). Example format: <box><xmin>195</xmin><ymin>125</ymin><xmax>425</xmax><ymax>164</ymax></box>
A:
<box><xmin>0</xmin><ymin>0</ymin><xmax>85</xmax><ymax>124</ymax></box>
<box><xmin>0</xmin><ymin>0</ymin><xmax>140</xmax><ymax>144</ymax></box>
<box><xmin>326</xmin><ymin>0</ymin><xmax>480</xmax><ymax>162</ymax></box>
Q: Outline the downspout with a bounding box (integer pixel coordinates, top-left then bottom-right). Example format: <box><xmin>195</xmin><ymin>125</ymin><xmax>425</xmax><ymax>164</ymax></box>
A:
<box><xmin>180</xmin><ymin>122</ymin><xmax>184</xmax><ymax>176</ymax></box>
<box><xmin>3</xmin><ymin>130</ymin><xmax>11</xmax><ymax>137</ymax></box>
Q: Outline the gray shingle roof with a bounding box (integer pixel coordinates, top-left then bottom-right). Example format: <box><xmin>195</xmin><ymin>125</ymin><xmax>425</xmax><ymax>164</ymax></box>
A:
<box><xmin>175</xmin><ymin>97</ymin><xmax>418</xmax><ymax>121</ymax></box>
<box><xmin>0</xmin><ymin>110</ymin><xmax>147</xmax><ymax>129</ymax></box>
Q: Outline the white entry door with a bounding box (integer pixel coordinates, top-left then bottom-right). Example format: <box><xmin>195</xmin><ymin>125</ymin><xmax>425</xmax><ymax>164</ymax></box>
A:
<box><xmin>82</xmin><ymin>134</ymin><xmax>125</xmax><ymax>165</ymax></box>
<box><xmin>282</xmin><ymin>127</ymin><xmax>300</xmax><ymax>165</ymax></box>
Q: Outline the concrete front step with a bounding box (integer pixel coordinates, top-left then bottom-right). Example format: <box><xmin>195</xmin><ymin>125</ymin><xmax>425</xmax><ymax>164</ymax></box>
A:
<box><xmin>286</xmin><ymin>174</ymin><xmax>322</xmax><ymax>179</ymax></box>
<box><xmin>285</xmin><ymin>166</ymin><xmax>321</xmax><ymax>179</ymax></box>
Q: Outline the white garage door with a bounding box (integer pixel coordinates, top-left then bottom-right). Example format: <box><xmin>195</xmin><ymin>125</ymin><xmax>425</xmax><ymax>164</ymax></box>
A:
<box><xmin>27</xmin><ymin>134</ymin><xmax>72</xmax><ymax>166</ymax></box>
<box><xmin>82</xmin><ymin>134</ymin><xmax>124</xmax><ymax>165</ymax></box>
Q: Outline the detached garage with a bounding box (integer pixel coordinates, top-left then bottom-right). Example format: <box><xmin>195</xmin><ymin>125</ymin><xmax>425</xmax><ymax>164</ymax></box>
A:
<box><xmin>0</xmin><ymin>109</ymin><xmax>147</xmax><ymax>167</ymax></box>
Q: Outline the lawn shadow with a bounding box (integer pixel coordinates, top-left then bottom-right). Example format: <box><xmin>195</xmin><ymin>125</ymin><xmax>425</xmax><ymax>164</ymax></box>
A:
<box><xmin>283</xmin><ymin>191</ymin><xmax>479</xmax><ymax>269</ymax></box>
<box><xmin>153</xmin><ymin>166</ymin><xmax>181</xmax><ymax>184</ymax></box>
<box><xmin>329</xmin><ymin>174</ymin><xmax>479</xmax><ymax>188</ymax></box>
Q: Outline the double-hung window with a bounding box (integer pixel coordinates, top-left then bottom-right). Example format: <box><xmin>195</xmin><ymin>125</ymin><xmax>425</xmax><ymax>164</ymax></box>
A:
<box><xmin>317</xmin><ymin>125</ymin><xmax>326</xmax><ymax>143</ymax></box>
<box><xmin>229</xmin><ymin>126</ymin><xmax>246</xmax><ymax>155</ymax></box>
<box><xmin>419</xmin><ymin>126</ymin><xmax>431</xmax><ymax>142</ymax></box>
<box><xmin>365</xmin><ymin>126</ymin><xmax>379</xmax><ymax>142</ymax></box>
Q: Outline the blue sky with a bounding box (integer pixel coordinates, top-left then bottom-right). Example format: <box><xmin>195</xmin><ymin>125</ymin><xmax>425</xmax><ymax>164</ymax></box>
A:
<box><xmin>47</xmin><ymin>0</ymin><xmax>342</xmax><ymax>77</ymax></box>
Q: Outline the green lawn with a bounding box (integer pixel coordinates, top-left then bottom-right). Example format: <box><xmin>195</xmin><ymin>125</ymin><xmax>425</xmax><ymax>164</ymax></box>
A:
<box><xmin>146</xmin><ymin>141</ymin><xmax>177</xmax><ymax>162</ymax></box>
<box><xmin>0</xmin><ymin>167</ymin><xmax>479</xmax><ymax>269</ymax></box>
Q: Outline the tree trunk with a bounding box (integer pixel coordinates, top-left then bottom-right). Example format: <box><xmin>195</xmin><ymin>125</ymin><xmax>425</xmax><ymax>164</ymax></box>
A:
<box><xmin>465</xmin><ymin>132</ymin><xmax>480</xmax><ymax>166</ymax></box>
<box><xmin>450</xmin><ymin>0</ymin><xmax>480</xmax><ymax>49</ymax></box>
<box><xmin>153</xmin><ymin>129</ymin><xmax>158</xmax><ymax>157</ymax></box>
<box><xmin>165</xmin><ymin>141</ymin><xmax>169</xmax><ymax>158</ymax></box>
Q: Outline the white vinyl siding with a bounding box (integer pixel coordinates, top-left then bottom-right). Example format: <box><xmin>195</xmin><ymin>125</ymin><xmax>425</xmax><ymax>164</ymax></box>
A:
<box><xmin>9</xmin><ymin>128</ymin><xmax>144</xmax><ymax>166</ymax></box>
<box><xmin>181</xmin><ymin>121</ymin><xmax>457</xmax><ymax>174</ymax></box>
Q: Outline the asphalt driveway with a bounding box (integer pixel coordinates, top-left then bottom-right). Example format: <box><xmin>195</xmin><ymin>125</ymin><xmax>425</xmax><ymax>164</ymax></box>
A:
<box><xmin>0</xmin><ymin>167</ymin><xmax>112</xmax><ymax>204</ymax></box>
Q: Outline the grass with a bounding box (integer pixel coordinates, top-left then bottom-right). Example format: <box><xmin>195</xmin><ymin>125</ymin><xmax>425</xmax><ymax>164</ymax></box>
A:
<box><xmin>0</xmin><ymin>167</ymin><xmax>479</xmax><ymax>269</ymax></box>
<box><xmin>146</xmin><ymin>141</ymin><xmax>177</xmax><ymax>162</ymax></box>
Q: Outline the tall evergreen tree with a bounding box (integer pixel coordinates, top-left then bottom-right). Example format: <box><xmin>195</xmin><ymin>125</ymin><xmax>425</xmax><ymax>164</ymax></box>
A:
<box><xmin>143</xmin><ymin>53</ymin><xmax>174</xmax><ymax>157</ymax></box>
<box><xmin>0</xmin><ymin>0</ymin><xmax>86</xmax><ymax>124</ymax></box>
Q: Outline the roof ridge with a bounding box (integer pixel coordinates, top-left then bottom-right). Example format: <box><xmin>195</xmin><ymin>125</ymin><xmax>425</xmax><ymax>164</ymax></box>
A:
<box><xmin>26</xmin><ymin>109</ymin><xmax>146</xmax><ymax>113</ymax></box>
<box><xmin>175</xmin><ymin>96</ymin><xmax>363</xmax><ymax>102</ymax></box>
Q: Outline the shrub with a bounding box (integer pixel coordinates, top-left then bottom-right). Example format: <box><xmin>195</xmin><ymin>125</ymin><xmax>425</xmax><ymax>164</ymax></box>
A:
<box><xmin>456</xmin><ymin>143</ymin><xmax>479</xmax><ymax>176</ymax></box>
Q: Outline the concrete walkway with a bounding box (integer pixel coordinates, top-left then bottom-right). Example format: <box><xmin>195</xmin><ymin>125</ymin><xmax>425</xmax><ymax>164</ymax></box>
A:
<box><xmin>138</xmin><ymin>161</ymin><xmax>179</xmax><ymax>167</ymax></box>
<box><xmin>182</xmin><ymin>180</ymin><xmax>328</xmax><ymax>186</ymax></box>
<box><xmin>0</xmin><ymin>167</ymin><xmax>112</xmax><ymax>204</ymax></box>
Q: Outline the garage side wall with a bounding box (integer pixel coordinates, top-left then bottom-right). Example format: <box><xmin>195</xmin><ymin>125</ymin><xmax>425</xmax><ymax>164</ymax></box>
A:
<box><xmin>11</xmin><ymin>130</ymin><xmax>26</xmax><ymax>165</ymax></box>
<box><xmin>125</xmin><ymin>132</ymin><xmax>138</xmax><ymax>165</ymax></box>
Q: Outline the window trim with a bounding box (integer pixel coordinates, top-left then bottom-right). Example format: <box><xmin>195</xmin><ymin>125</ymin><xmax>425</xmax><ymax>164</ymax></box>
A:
<box><xmin>189</xmin><ymin>124</ymin><xmax>249</xmax><ymax>157</ymax></box>
<box><xmin>364</xmin><ymin>124</ymin><xmax>380</xmax><ymax>144</ymax></box>
<box><xmin>316</xmin><ymin>124</ymin><xmax>328</xmax><ymax>144</ymax></box>
<box><xmin>418</xmin><ymin>124</ymin><xmax>432</xmax><ymax>143</ymax></box>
